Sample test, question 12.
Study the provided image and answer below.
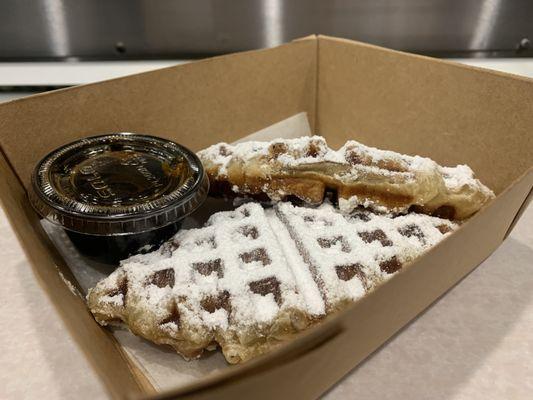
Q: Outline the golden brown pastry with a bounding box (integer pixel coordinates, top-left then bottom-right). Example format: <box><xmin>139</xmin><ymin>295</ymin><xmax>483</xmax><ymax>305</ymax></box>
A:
<box><xmin>88</xmin><ymin>202</ymin><xmax>457</xmax><ymax>364</ymax></box>
<box><xmin>197</xmin><ymin>136</ymin><xmax>494</xmax><ymax>220</ymax></box>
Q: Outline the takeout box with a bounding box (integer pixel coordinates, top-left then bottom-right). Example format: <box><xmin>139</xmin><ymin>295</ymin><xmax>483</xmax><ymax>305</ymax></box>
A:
<box><xmin>0</xmin><ymin>35</ymin><xmax>532</xmax><ymax>399</ymax></box>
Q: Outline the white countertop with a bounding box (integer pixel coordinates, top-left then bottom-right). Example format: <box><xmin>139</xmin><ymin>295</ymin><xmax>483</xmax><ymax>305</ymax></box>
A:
<box><xmin>1</xmin><ymin>59</ymin><xmax>532</xmax><ymax>399</ymax></box>
<box><xmin>0</xmin><ymin>57</ymin><xmax>532</xmax><ymax>92</ymax></box>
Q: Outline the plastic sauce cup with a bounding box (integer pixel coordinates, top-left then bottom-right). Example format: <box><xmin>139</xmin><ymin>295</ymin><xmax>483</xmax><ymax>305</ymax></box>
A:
<box><xmin>30</xmin><ymin>133</ymin><xmax>208</xmax><ymax>263</ymax></box>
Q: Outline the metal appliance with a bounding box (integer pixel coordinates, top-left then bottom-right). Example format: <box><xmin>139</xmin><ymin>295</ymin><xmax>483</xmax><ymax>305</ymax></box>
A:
<box><xmin>1</xmin><ymin>0</ymin><xmax>532</xmax><ymax>60</ymax></box>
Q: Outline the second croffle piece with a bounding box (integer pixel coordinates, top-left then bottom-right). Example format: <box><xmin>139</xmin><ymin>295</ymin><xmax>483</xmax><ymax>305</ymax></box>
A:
<box><xmin>197</xmin><ymin>136</ymin><xmax>494</xmax><ymax>220</ymax></box>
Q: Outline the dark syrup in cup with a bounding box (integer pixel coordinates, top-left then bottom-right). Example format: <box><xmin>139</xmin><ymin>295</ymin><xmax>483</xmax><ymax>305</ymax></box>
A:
<box><xmin>30</xmin><ymin>133</ymin><xmax>208</xmax><ymax>263</ymax></box>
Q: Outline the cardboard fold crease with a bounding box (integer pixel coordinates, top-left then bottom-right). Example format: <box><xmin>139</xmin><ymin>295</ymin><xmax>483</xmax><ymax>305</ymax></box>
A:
<box><xmin>0</xmin><ymin>35</ymin><xmax>531</xmax><ymax>399</ymax></box>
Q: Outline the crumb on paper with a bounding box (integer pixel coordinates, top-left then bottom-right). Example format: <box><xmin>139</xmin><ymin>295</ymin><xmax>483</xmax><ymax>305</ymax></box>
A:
<box><xmin>56</xmin><ymin>267</ymin><xmax>83</xmax><ymax>299</ymax></box>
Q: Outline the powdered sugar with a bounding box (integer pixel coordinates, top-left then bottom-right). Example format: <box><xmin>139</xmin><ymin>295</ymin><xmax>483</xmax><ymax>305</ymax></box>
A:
<box><xmin>99</xmin><ymin>293</ymin><xmax>124</xmax><ymax>308</ymax></box>
<box><xmin>98</xmin><ymin>203</ymin><xmax>303</xmax><ymax>330</ymax></box>
<box><xmin>338</xmin><ymin>196</ymin><xmax>400</xmax><ymax>215</ymax></box>
<box><xmin>273</xmin><ymin>136</ymin><xmax>345</xmax><ymax>166</ymax></box>
<box><xmin>89</xmin><ymin>201</ymin><xmax>458</xmax><ymax>363</ymax></box>
<box><xmin>198</xmin><ymin>141</ymin><xmax>270</xmax><ymax>176</ymax></box>
<box><xmin>57</xmin><ymin>268</ymin><xmax>83</xmax><ymax>298</ymax></box>
<box><xmin>267</xmin><ymin>210</ymin><xmax>326</xmax><ymax>315</ymax></box>
<box><xmin>275</xmin><ymin>202</ymin><xmax>456</xmax><ymax>310</ymax></box>
<box><xmin>441</xmin><ymin>165</ymin><xmax>475</xmax><ymax>188</ymax></box>
<box><xmin>440</xmin><ymin>165</ymin><xmax>494</xmax><ymax>201</ymax></box>
<box><xmin>198</xmin><ymin>136</ymin><xmax>434</xmax><ymax>179</ymax></box>
<box><xmin>198</xmin><ymin>136</ymin><xmax>494</xmax><ymax>219</ymax></box>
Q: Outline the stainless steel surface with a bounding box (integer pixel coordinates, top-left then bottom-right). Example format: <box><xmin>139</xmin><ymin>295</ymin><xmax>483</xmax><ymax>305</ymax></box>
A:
<box><xmin>1</xmin><ymin>0</ymin><xmax>533</xmax><ymax>60</ymax></box>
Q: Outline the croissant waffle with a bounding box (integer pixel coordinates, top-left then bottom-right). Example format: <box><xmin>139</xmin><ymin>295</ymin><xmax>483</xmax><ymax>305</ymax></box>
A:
<box><xmin>197</xmin><ymin>136</ymin><xmax>494</xmax><ymax>220</ymax></box>
<box><xmin>88</xmin><ymin>202</ymin><xmax>457</xmax><ymax>364</ymax></box>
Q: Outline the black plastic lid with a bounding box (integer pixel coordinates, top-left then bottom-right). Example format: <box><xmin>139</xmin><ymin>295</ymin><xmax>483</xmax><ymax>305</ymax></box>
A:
<box><xmin>30</xmin><ymin>133</ymin><xmax>208</xmax><ymax>235</ymax></box>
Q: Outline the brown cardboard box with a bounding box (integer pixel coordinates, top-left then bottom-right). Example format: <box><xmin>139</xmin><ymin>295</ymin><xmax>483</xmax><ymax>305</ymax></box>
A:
<box><xmin>0</xmin><ymin>35</ymin><xmax>532</xmax><ymax>399</ymax></box>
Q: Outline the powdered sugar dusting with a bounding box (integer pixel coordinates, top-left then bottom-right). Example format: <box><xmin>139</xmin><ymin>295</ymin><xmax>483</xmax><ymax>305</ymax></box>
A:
<box><xmin>267</xmin><ymin>210</ymin><xmax>326</xmax><ymax>315</ymax></box>
<box><xmin>441</xmin><ymin>165</ymin><xmax>475</xmax><ymax>188</ymax></box>
<box><xmin>441</xmin><ymin>165</ymin><xmax>494</xmax><ymax>199</ymax></box>
<box><xmin>89</xmin><ymin>201</ymin><xmax>458</xmax><ymax>363</ymax></box>
<box><xmin>100</xmin><ymin>293</ymin><xmax>124</xmax><ymax>307</ymax></box>
<box><xmin>198</xmin><ymin>136</ymin><xmax>494</xmax><ymax>219</ymax></box>
<box><xmin>276</xmin><ymin>201</ymin><xmax>456</xmax><ymax>310</ymax></box>
<box><xmin>56</xmin><ymin>268</ymin><xmax>82</xmax><ymax>298</ymax></box>
<box><xmin>198</xmin><ymin>141</ymin><xmax>270</xmax><ymax>177</ymax></box>
<box><xmin>99</xmin><ymin>203</ymin><xmax>303</xmax><ymax>330</ymax></box>
<box><xmin>338</xmin><ymin>196</ymin><xmax>400</xmax><ymax>215</ymax></box>
<box><xmin>198</xmin><ymin>136</ymin><xmax>435</xmax><ymax>180</ymax></box>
